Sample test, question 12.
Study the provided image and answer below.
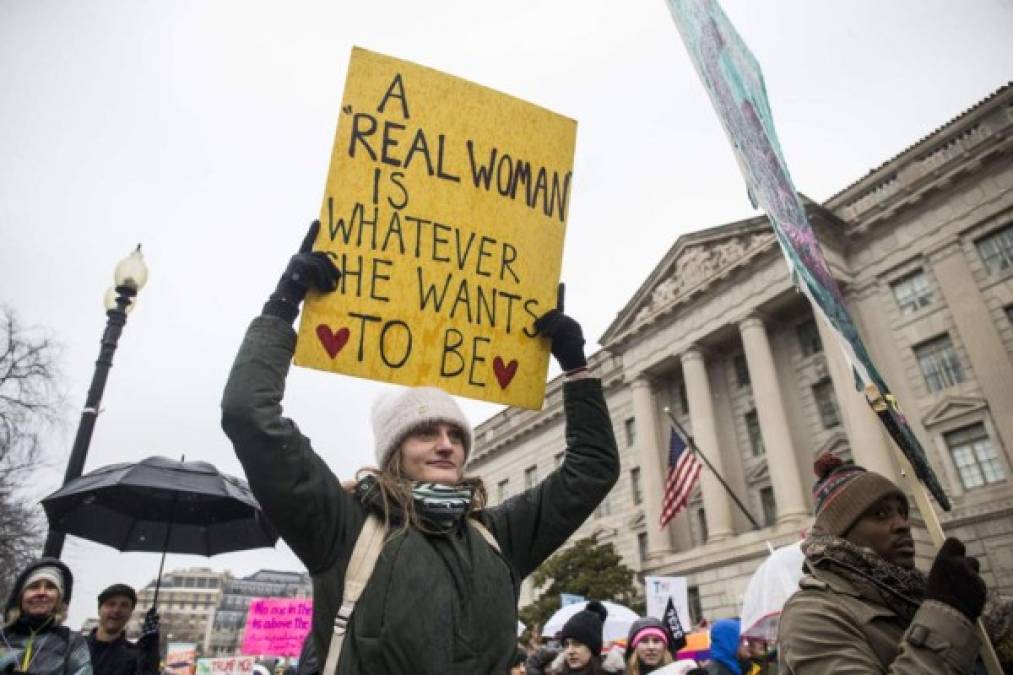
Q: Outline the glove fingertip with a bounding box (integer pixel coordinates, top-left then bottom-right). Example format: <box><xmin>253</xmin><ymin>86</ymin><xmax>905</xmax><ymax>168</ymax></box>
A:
<box><xmin>941</xmin><ymin>537</ymin><xmax>965</xmax><ymax>557</ymax></box>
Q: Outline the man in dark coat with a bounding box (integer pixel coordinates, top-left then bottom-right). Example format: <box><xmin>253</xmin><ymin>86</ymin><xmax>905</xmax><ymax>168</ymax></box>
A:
<box><xmin>221</xmin><ymin>222</ymin><xmax>620</xmax><ymax>675</ymax></box>
<box><xmin>85</xmin><ymin>585</ymin><xmax>159</xmax><ymax>675</ymax></box>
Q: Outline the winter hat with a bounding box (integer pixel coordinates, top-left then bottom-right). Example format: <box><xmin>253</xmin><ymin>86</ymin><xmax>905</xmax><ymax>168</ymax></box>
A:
<box><xmin>560</xmin><ymin>600</ymin><xmax>608</xmax><ymax>657</ymax></box>
<box><xmin>812</xmin><ymin>453</ymin><xmax>906</xmax><ymax>536</ymax></box>
<box><xmin>624</xmin><ymin>617</ymin><xmax>671</xmax><ymax>661</ymax></box>
<box><xmin>371</xmin><ymin>386</ymin><xmax>472</xmax><ymax>468</ymax></box>
<box><xmin>23</xmin><ymin>566</ymin><xmax>66</xmax><ymax>599</ymax></box>
<box><xmin>98</xmin><ymin>583</ymin><xmax>137</xmax><ymax>608</ymax></box>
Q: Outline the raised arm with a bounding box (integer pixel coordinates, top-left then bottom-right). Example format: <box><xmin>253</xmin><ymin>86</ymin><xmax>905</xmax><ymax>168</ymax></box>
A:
<box><xmin>481</xmin><ymin>302</ymin><xmax>620</xmax><ymax>578</ymax></box>
<box><xmin>220</xmin><ymin>222</ymin><xmax>360</xmax><ymax>573</ymax></box>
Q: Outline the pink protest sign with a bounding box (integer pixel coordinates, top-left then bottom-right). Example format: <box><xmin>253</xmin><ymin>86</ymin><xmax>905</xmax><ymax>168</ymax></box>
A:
<box><xmin>240</xmin><ymin>597</ymin><xmax>313</xmax><ymax>657</ymax></box>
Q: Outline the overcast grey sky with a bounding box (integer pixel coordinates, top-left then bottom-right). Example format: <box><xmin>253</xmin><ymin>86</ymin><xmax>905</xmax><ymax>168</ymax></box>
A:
<box><xmin>2</xmin><ymin>0</ymin><xmax>1011</xmax><ymax>629</ymax></box>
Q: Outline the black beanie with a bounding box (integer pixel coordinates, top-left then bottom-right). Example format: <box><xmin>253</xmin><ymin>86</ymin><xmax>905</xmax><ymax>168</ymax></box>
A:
<box><xmin>98</xmin><ymin>583</ymin><xmax>137</xmax><ymax>608</ymax></box>
<box><xmin>560</xmin><ymin>600</ymin><xmax>607</xmax><ymax>656</ymax></box>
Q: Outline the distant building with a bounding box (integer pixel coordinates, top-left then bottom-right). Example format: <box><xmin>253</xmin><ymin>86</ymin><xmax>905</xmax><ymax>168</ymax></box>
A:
<box><xmin>468</xmin><ymin>84</ymin><xmax>1013</xmax><ymax>622</ymax></box>
<box><xmin>207</xmin><ymin>570</ymin><xmax>311</xmax><ymax>657</ymax></box>
<box><xmin>129</xmin><ymin>567</ymin><xmax>229</xmax><ymax>655</ymax></box>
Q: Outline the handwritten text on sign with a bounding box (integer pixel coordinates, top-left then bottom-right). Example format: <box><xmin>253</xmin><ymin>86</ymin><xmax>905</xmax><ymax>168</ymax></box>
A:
<box><xmin>295</xmin><ymin>47</ymin><xmax>576</xmax><ymax>409</ymax></box>
<box><xmin>196</xmin><ymin>657</ymin><xmax>255</xmax><ymax>675</ymax></box>
<box><xmin>240</xmin><ymin>598</ymin><xmax>313</xmax><ymax>657</ymax></box>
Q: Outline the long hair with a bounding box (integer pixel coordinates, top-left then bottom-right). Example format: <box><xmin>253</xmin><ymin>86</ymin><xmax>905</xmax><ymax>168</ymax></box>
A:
<box><xmin>355</xmin><ymin>444</ymin><xmax>487</xmax><ymax>536</ymax></box>
<box><xmin>625</xmin><ymin>649</ymin><xmax>674</xmax><ymax>675</ymax></box>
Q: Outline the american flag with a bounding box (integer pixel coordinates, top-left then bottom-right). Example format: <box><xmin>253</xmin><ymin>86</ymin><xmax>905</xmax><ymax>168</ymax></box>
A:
<box><xmin>660</xmin><ymin>428</ymin><xmax>701</xmax><ymax>528</ymax></box>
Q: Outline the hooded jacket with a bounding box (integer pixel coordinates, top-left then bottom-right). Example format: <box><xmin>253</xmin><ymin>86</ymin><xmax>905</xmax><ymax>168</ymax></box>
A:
<box><xmin>221</xmin><ymin>315</ymin><xmax>620</xmax><ymax>675</ymax></box>
<box><xmin>1</xmin><ymin>559</ymin><xmax>91</xmax><ymax>675</ymax></box>
<box><xmin>706</xmin><ymin>619</ymin><xmax>741</xmax><ymax>675</ymax></box>
<box><xmin>778</xmin><ymin>561</ymin><xmax>981</xmax><ymax>673</ymax></box>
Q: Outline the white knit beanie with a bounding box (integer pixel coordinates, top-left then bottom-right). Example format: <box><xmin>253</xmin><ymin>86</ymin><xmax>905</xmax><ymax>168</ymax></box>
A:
<box><xmin>24</xmin><ymin>566</ymin><xmax>66</xmax><ymax>599</ymax></box>
<box><xmin>371</xmin><ymin>386</ymin><xmax>473</xmax><ymax>468</ymax></box>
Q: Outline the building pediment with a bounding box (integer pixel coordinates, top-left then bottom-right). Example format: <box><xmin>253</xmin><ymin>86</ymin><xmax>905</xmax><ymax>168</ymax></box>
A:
<box><xmin>601</xmin><ymin>219</ymin><xmax>777</xmax><ymax>345</ymax></box>
<box><xmin>921</xmin><ymin>396</ymin><xmax>988</xmax><ymax>427</ymax></box>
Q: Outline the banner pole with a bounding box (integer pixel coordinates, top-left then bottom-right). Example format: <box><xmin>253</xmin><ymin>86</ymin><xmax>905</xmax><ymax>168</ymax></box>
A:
<box><xmin>891</xmin><ymin>445</ymin><xmax>1002</xmax><ymax>674</ymax></box>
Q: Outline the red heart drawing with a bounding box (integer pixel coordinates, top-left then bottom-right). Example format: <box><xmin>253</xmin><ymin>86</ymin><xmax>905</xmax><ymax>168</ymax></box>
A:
<box><xmin>493</xmin><ymin>356</ymin><xmax>519</xmax><ymax>389</ymax></box>
<box><xmin>316</xmin><ymin>325</ymin><xmax>350</xmax><ymax>359</ymax></box>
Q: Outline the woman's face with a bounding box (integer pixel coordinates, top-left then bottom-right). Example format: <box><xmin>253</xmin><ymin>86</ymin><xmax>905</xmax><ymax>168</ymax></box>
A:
<box><xmin>397</xmin><ymin>422</ymin><xmax>466</xmax><ymax>484</ymax></box>
<box><xmin>635</xmin><ymin>635</ymin><xmax>667</xmax><ymax>666</ymax></box>
<box><xmin>509</xmin><ymin>664</ymin><xmax>526</xmax><ymax>675</ymax></box>
<box><xmin>563</xmin><ymin>638</ymin><xmax>592</xmax><ymax>670</ymax></box>
<box><xmin>20</xmin><ymin>579</ymin><xmax>60</xmax><ymax>618</ymax></box>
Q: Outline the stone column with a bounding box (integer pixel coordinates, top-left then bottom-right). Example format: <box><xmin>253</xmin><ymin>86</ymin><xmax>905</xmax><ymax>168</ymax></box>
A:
<box><xmin>738</xmin><ymin>315</ymin><xmax>809</xmax><ymax>524</ymax></box>
<box><xmin>681</xmin><ymin>348</ymin><xmax>734</xmax><ymax>542</ymax></box>
<box><xmin>631</xmin><ymin>376</ymin><xmax>675</xmax><ymax>558</ymax></box>
<box><xmin>814</xmin><ymin>311</ymin><xmax>897</xmax><ymax>479</ymax></box>
<box><xmin>931</xmin><ymin>240</ymin><xmax>1013</xmax><ymax>452</ymax></box>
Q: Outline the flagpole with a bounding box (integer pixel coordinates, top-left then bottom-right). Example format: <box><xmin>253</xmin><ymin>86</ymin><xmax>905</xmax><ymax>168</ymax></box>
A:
<box><xmin>663</xmin><ymin>407</ymin><xmax>762</xmax><ymax>531</ymax></box>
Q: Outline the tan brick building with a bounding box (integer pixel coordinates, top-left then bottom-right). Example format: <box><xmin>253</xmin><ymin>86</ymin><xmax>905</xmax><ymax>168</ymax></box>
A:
<box><xmin>467</xmin><ymin>84</ymin><xmax>1013</xmax><ymax>622</ymax></box>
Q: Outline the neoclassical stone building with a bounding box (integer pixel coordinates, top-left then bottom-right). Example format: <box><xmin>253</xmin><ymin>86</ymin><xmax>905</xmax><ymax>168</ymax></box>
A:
<box><xmin>467</xmin><ymin>83</ymin><xmax>1013</xmax><ymax>621</ymax></box>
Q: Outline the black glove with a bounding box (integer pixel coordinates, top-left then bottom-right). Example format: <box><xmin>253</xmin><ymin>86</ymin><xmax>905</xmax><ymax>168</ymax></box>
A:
<box><xmin>140</xmin><ymin>606</ymin><xmax>160</xmax><ymax>638</ymax></box>
<box><xmin>263</xmin><ymin>221</ymin><xmax>341</xmax><ymax>323</ymax></box>
<box><xmin>534</xmin><ymin>308</ymin><xmax>587</xmax><ymax>373</ymax></box>
<box><xmin>926</xmin><ymin>537</ymin><xmax>986</xmax><ymax>622</ymax></box>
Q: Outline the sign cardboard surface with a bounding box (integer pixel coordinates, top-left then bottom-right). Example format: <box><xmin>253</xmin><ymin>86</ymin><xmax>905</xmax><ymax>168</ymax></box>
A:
<box><xmin>240</xmin><ymin>597</ymin><xmax>313</xmax><ymax>657</ymax></box>
<box><xmin>645</xmin><ymin>575</ymin><xmax>691</xmax><ymax>631</ymax></box>
<box><xmin>196</xmin><ymin>657</ymin><xmax>256</xmax><ymax>675</ymax></box>
<box><xmin>166</xmin><ymin>643</ymin><xmax>197</xmax><ymax>675</ymax></box>
<box><xmin>296</xmin><ymin>47</ymin><xmax>576</xmax><ymax>409</ymax></box>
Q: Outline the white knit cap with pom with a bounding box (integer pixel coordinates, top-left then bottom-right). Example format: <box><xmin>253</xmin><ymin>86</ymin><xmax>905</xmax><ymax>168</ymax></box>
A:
<box><xmin>371</xmin><ymin>386</ymin><xmax>472</xmax><ymax>468</ymax></box>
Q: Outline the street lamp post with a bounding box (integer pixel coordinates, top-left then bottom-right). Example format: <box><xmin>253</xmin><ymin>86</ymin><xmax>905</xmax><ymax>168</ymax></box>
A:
<box><xmin>43</xmin><ymin>245</ymin><xmax>149</xmax><ymax>558</ymax></box>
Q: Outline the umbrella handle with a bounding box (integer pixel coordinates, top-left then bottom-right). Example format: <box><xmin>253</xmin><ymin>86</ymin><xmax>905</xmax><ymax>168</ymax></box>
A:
<box><xmin>152</xmin><ymin>455</ymin><xmax>184</xmax><ymax>608</ymax></box>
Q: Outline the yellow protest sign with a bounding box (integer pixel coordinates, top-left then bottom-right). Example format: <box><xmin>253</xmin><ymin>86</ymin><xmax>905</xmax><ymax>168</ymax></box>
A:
<box><xmin>295</xmin><ymin>47</ymin><xmax>576</xmax><ymax>409</ymax></box>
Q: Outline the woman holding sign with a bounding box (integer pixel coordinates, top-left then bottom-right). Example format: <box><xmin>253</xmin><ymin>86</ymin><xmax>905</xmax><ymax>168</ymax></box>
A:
<box><xmin>221</xmin><ymin>222</ymin><xmax>619</xmax><ymax>675</ymax></box>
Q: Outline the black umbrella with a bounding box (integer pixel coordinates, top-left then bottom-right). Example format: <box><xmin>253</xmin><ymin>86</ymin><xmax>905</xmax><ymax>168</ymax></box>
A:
<box><xmin>42</xmin><ymin>455</ymin><xmax>278</xmax><ymax>603</ymax></box>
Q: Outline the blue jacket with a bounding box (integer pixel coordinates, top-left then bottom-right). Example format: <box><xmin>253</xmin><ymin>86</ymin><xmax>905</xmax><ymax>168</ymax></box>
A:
<box><xmin>708</xmin><ymin>619</ymin><xmax>741</xmax><ymax>675</ymax></box>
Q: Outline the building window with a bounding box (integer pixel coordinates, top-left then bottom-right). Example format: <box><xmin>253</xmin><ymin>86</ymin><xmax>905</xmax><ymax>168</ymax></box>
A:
<box><xmin>976</xmin><ymin>223</ymin><xmax>1013</xmax><ymax>275</ymax></box>
<box><xmin>914</xmin><ymin>334</ymin><xmax>965</xmax><ymax>393</ymax></box>
<box><xmin>945</xmin><ymin>423</ymin><xmax>1006</xmax><ymax>489</ymax></box>
<box><xmin>624</xmin><ymin>418</ymin><xmax>637</xmax><ymax>447</ymax></box>
<box><xmin>733</xmin><ymin>353</ymin><xmax>751</xmax><ymax>387</ymax></box>
<box><xmin>554</xmin><ymin>452</ymin><xmax>564</xmax><ymax>469</ymax></box>
<box><xmin>687</xmin><ymin>586</ymin><xmax>702</xmax><ymax>625</ymax></box>
<box><xmin>631</xmin><ymin>468</ymin><xmax>643</xmax><ymax>505</ymax></box>
<box><xmin>524</xmin><ymin>465</ymin><xmax>538</xmax><ymax>490</ymax></box>
<box><xmin>797</xmin><ymin>319</ymin><xmax>823</xmax><ymax>357</ymax></box>
<box><xmin>694</xmin><ymin>507</ymin><xmax>708</xmax><ymax>545</ymax></box>
<box><xmin>637</xmin><ymin>532</ymin><xmax>648</xmax><ymax>564</ymax></box>
<box><xmin>890</xmin><ymin>269</ymin><xmax>933</xmax><ymax>314</ymax></box>
<box><xmin>745</xmin><ymin>410</ymin><xmax>765</xmax><ymax>456</ymax></box>
<box><xmin>812</xmin><ymin>378</ymin><xmax>841</xmax><ymax>429</ymax></box>
<box><xmin>759</xmin><ymin>486</ymin><xmax>777</xmax><ymax>527</ymax></box>
<box><xmin>497</xmin><ymin>479</ymin><xmax>509</xmax><ymax>503</ymax></box>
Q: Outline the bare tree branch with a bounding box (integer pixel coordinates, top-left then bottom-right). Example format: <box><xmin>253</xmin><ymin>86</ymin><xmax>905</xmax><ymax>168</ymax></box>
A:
<box><xmin>0</xmin><ymin>305</ymin><xmax>65</xmax><ymax>599</ymax></box>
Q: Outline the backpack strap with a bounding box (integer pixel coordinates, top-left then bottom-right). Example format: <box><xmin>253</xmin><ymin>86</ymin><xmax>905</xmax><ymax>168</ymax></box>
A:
<box><xmin>321</xmin><ymin>513</ymin><xmax>501</xmax><ymax>675</ymax></box>
<box><xmin>468</xmin><ymin>517</ymin><xmax>501</xmax><ymax>554</ymax></box>
<box><xmin>322</xmin><ymin>513</ymin><xmax>385</xmax><ymax>675</ymax></box>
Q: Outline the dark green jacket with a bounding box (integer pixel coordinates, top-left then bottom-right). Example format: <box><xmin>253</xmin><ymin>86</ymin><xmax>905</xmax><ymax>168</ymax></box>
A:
<box><xmin>221</xmin><ymin>316</ymin><xmax>620</xmax><ymax>675</ymax></box>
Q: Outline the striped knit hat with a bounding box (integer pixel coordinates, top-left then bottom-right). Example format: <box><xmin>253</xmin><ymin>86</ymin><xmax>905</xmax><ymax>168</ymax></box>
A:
<box><xmin>812</xmin><ymin>453</ymin><xmax>906</xmax><ymax>536</ymax></box>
